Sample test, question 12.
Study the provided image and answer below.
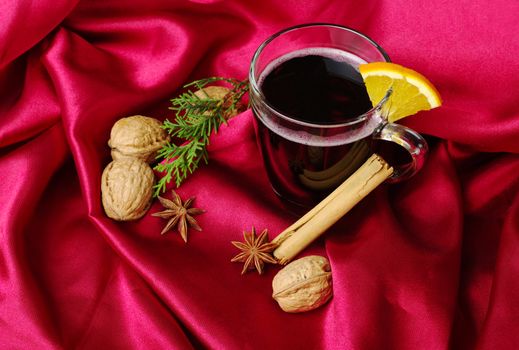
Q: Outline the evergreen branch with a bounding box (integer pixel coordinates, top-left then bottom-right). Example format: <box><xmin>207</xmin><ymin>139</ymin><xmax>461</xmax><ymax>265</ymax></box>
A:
<box><xmin>153</xmin><ymin>139</ymin><xmax>208</xmax><ymax>197</ymax></box>
<box><xmin>153</xmin><ymin>77</ymin><xmax>248</xmax><ymax>195</ymax></box>
<box><xmin>184</xmin><ymin>76</ymin><xmax>245</xmax><ymax>90</ymax></box>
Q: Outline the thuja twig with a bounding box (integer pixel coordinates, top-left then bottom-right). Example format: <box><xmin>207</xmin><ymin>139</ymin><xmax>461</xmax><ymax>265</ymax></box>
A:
<box><xmin>153</xmin><ymin>77</ymin><xmax>248</xmax><ymax>196</ymax></box>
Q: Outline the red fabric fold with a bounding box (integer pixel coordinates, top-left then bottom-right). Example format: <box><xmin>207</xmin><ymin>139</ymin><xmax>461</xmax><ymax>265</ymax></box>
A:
<box><xmin>1</xmin><ymin>0</ymin><xmax>518</xmax><ymax>349</ymax></box>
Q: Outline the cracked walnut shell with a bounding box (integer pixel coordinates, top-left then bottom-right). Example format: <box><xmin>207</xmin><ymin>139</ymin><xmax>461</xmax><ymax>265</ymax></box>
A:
<box><xmin>272</xmin><ymin>255</ymin><xmax>333</xmax><ymax>313</ymax></box>
<box><xmin>101</xmin><ymin>158</ymin><xmax>155</xmax><ymax>221</ymax></box>
<box><xmin>108</xmin><ymin>115</ymin><xmax>169</xmax><ymax>163</ymax></box>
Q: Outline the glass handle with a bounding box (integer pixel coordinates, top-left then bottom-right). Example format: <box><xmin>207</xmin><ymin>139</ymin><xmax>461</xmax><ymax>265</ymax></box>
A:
<box><xmin>373</xmin><ymin>123</ymin><xmax>428</xmax><ymax>182</ymax></box>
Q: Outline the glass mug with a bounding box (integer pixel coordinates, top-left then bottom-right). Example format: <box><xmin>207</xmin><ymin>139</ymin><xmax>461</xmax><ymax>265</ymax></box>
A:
<box><xmin>249</xmin><ymin>23</ymin><xmax>427</xmax><ymax>210</ymax></box>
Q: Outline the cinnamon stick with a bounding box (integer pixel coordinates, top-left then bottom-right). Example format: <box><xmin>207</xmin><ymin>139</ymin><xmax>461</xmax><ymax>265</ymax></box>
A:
<box><xmin>272</xmin><ymin>154</ymin><xmax>393</xmax><ymax>265</ymax></box>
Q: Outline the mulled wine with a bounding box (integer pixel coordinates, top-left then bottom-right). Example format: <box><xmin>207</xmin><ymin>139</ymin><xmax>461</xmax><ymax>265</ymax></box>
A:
<box><xmin>254</xmin><ymin>48</ymin><xmax>379</xmax><ymax>209</ymax></box>
<box><xmin>250</xmin><ymin>24</ymin><xmax>427</xmax><ymax>210</ymax></box>
<box><xmin>261</xmin><ymin>53</ymin><xmax>372</xmax><ymax>123</ymax></box>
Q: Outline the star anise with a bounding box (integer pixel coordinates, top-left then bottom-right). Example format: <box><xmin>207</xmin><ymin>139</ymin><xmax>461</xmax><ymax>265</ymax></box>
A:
<box><xmin>152</xmin><ymin>190</ymin><xmax>205</xmax><ymax>242</ymax></box>
<box><xmin>231</xmin><ymin>227</ymin><xmax>278</xmax><ymax>275</ymax></box>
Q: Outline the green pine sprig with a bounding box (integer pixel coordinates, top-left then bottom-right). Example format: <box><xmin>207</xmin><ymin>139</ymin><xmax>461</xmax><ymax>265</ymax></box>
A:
<box><xmin>153</xmin><ymin>77</ymin><xmax>248</xmax><ymax>196</ymax></box>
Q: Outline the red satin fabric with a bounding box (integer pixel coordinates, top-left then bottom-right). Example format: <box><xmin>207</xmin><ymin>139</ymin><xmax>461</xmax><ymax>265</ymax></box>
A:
<box><xmin>1</xmin><ymin>0</ymin><xmax>518</xmax><ymax>349</ymax></box>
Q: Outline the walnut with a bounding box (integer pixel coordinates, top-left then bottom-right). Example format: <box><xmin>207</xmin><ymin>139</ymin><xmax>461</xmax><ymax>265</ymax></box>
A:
<box><xmin>193</xmin><ymin>86</ymin><xmax>242</xmax><ymax>118</ymax></box>
<box><xmin>101</xmin><ymin>158</ymin><xmax>155</xmax><ymax>221</ymax></box>
<box><xmin>108</xmin><ymin>115</ymin><xmax>169</xmax><ymax>164</ymax></box>
<box><xmin>272</xmin><ymin>255</ymin><xmax>333</xmax><ymax>313</ymax></box>
<box><xmin>194</xmin><ymin>86</ymin><xmax>230</xmax><ymax>100</ymax></box>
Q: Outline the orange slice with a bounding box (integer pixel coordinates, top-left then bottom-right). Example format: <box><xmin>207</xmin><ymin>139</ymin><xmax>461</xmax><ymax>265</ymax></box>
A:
<box><xmin>359</xmin><ymin>62</ymin><xmax>442</xmax><ymax>122</ymax></box>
